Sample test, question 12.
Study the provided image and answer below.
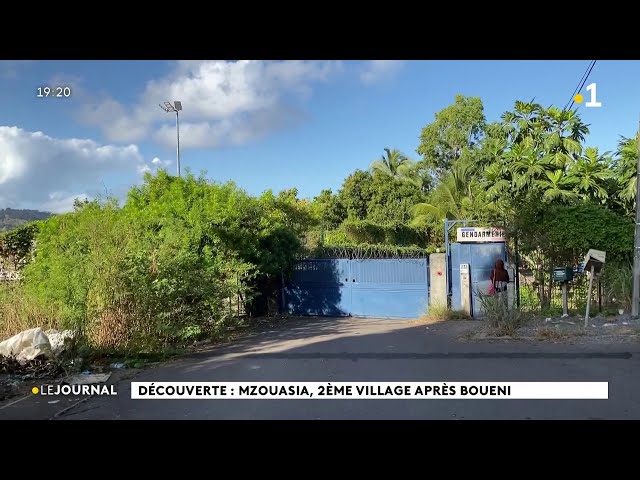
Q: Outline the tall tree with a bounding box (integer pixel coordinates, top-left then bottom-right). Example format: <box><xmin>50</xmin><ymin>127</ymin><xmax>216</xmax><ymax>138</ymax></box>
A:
<box><xmin>411</xmin><ymin>158</ymin><xmax>486</xmax><ymax>225</ymax></box>
<box><xmin>543</xmin><ymin>107</ymin><xmax>588</xmax><ymax>168</ymax></box>
<box><xmin>614</xmin><ymin>133</ymin><xmax>640</xmax><ymax>215</ymax></box>
<box><xmin>417</xmin><ymin>94</ymin><xmax>486</xmax><ymax>175</ymax></box>
<box><xmin>338</xmin><ymin>170</ymin><xmax>374</xmax><ymax>220</ymax></box>
<box><xmin>369</xmin><ymin>148</ymin><xmax>416</xmax><ymax>181</ymax></box>
<box><xmin>485</xmin><ymin>101</ymin><xmax>591</xmax><ymax>208</ymax></box>
<box><xmin>366</xmin><ymin>174</ymin><xmax>426</xmax><ymax>224</ymax></box>
<box><xmin>535</xmin><ymin>170</ymin><xmax>580</xmax><ymax>202</ymax></box>
<box><xmin>311</xmin><ymin>189</ymin><xmax>346</xmax><ymax>229</ymax></box>
<box><xmin>569</xmin><ymin>147</ymin><xmax>612</xmax><ymax>202</ymax></box>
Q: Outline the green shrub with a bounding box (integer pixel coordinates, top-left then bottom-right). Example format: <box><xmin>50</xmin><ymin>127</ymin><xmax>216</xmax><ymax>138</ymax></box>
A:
<box><xmin>601</xmin><ymin>262</ymin><xmax>632</xmax><ymax>311</ymax></box>
<box><xmin>519</xmin><ymin>284</ymin><xmax>541</xmax><ymax>312</ymax></box>
<box><xmin>475</xmin><ymin>290</ymin><xmax>526</xmax><ymax>336</ymax></box>
<box><xmin>313</xmin><ymin>243</ymin><xmax>431</xmax><ymax>259</ymax></box>
<box><xmin>340</xmin><ymin>219</ymin><xmax>428</xmax><ymax>246</ymax></box>
<box><xmin>7</xmin><ymin>171</ymin><xmax>306</xmax><ymax>354</ymax></box>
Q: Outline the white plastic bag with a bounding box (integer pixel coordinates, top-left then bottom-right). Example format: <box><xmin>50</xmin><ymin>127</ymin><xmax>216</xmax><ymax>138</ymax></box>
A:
<box><xmin>0</xmin><ymin>328</ymin><xmax>53</xmax><ymax>363</ymax></box>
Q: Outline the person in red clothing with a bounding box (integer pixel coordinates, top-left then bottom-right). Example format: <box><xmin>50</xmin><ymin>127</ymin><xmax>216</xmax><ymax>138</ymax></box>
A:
<box><xmin>490</xmin><ymin>259</ymin><xmax>509</xmax><ymax>293</ymax></box>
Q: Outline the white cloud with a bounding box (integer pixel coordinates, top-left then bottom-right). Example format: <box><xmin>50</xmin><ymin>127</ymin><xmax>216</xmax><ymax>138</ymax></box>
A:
<box><xmin>138</xmin><ymin>156</ymin><xmax>172</xmax><ymax>175</ymax></box>
<box><xmin>154</xmin><ymin>106</ymin><xmax>307</xmax><ymax>149</ymax></box>
<box><xmin>359</xmin><ymin>60</ymin><xmax>406</xmax><ymax>85</ymax></box>
<box><xmin>77</xmin><ymin>60</ymin><xmax>342</xmax><ymax>149</ymax></box>
<box><xmin>42</xmin><ymin>192</ymin><xmax>93</xmax><ymax>214</ymax></box>
<box><xmin>80</xmin><ymin>98</ymin><xmax>150</xmax><ymax>143</ymax></box>
<box><xmin>0</xmin><ymin>126</ymin><xmax>162</xmax><ymax>211</ymax></box>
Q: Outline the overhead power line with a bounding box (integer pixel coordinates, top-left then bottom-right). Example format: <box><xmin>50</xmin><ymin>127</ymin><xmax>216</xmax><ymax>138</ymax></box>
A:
<box><xmin>564</xmin><ymin>60</ymin><xmax>597</xmax><ymax>111</ymax></box>
<box><xmin>563</xmin><ymin>60</ymin><xmax>592</xmax><ymax>110</ymax></box>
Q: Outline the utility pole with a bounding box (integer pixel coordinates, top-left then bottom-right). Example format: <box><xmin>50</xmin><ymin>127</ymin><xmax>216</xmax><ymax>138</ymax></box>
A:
<box><xmin>632</xmin><ymin>122</ymin><xmax>640</xmax><ymax>316</ymax></box>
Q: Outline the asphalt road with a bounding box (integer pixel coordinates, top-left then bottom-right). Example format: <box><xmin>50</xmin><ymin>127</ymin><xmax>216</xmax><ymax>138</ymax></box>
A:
<box><xmin>2</xmin><ymin>317</ymin><xmax>639</xmax><ymax>419</ymax></box>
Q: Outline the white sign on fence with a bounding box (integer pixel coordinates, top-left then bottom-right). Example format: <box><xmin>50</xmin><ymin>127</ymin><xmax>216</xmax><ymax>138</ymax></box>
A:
<box><xmin>456</xmin><ymin>227</ymin><xmax>506</xmax><ymax>243</ymax></box>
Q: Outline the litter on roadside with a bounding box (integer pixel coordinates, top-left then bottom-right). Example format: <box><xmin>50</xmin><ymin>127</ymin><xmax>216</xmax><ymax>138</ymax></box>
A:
<box><xmin>0</xmin><ymin>328</ymin><xmax>52</xmax><ymax>364</ymax></box>
<box><xmin>0</xmin><ymin>328</ymin><xmax>76</xmax><ymax>365</ymax></box>
<box><xmin>65</xmin><ymin>373</ymin><xmax>112</xmax><ymax>385</ymax></box>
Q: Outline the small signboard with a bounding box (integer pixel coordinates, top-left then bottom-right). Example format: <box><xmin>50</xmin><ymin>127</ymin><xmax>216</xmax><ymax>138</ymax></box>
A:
<box><xmin>460</xmin><ymin>263</ymin><xmax>470</xmax><ymax>274</ymax></box>
<box><xmin>456</xmin><ymin>227</ymin><xmax>506</xmax><ymax>243</ymax></box>
<box><xmin>583</xmin><ymin>249</ymin><xmax>606</xmax><ymax>274</ymax></box>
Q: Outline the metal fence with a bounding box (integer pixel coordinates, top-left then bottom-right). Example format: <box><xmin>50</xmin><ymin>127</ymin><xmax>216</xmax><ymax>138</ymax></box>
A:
<box><xmin>518</xmin><ymin>273</ymin><xmax>604</xmax><ymax>313</ymax></box>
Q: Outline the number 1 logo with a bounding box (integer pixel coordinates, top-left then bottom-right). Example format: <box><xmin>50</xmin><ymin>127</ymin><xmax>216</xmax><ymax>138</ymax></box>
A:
<box><xmin>585</xmin><ymin>83</ymin><xmax>602</xmax><ymax>108</ymax></box>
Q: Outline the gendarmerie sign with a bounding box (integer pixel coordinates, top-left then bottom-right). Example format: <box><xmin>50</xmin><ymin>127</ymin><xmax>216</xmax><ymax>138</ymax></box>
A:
<box><xmin>456</xmin><ymin>227</ymin><xmax>506</xmax><ymax>243</ymax></box>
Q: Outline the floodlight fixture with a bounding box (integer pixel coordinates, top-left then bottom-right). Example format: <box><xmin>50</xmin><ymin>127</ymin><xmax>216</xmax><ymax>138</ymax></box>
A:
<box><xmin>159</xmin><ymin>100</ymin><xmax>183</xmax><ymax>176</ymax></box>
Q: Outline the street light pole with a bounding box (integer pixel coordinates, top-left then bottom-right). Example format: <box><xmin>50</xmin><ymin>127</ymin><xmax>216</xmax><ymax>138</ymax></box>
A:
<box><xmin>159</xmin><ymin>101</ymin><xmax>183</xmax><ymax>177</ymax></box>
<box><xmin>175</xmin><ymin>110</ymin><xmax>181</xmax><ymax>177</ymax></box>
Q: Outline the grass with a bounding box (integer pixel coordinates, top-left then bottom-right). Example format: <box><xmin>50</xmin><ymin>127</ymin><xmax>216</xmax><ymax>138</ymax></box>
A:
<box><xmin>0</xmin><ymin>283</ymin><xmax>59</xmax><ymax>340</ymax></box>
<box><xmin>475</xmin><ymin>291</ymin><xmax>526</xmax><ymax>337</ymax></box>
<box><xmin>421</xmin><ymin>303</ymin><xmax>471</xmax><ymax>323</ymax></box>
<box><xmin>535</xmin><ymin>326</ymin><xmax>570</xmax><ymax>341</ymax></box>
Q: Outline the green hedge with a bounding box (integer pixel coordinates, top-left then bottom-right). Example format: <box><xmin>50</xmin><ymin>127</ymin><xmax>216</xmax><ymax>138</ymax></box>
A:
<box><xmin>333</xmin><ymin>219</ymin><xmax>429</xmax><ymax>247</ymax></box>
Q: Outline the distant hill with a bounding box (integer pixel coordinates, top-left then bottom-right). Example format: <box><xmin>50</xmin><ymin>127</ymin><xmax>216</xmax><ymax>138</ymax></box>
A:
<box><xmin>0</xmin><ymin>208</ymin><xmax>53</xmax><ymax>232</ymax></box>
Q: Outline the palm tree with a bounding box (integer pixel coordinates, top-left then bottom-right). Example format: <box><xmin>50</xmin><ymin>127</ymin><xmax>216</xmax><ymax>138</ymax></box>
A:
<box><xmin>410</xmin><ymin>159</ymin><xmax>483</xmax><ymax>225</ymax></box>
<box><xmin>569</xmin><ymin>147</ymin><xmax>612</xmax><ymax>201</ymax></box>
<box><xmin>370</xmin><ymin>147</ymin><xmax>422</xmax><ymax>187</ymax></box>
<box><xmin>370</xmin><ymin>148</ymin><xmax>413</xmax><ymax>178</ymax></box>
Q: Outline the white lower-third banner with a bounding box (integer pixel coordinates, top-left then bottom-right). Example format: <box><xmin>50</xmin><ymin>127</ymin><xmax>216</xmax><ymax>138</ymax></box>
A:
<box><xmin>130</xmin><ymin>382</ymin><xmax>608</xmax><ymax>400</ymax></box>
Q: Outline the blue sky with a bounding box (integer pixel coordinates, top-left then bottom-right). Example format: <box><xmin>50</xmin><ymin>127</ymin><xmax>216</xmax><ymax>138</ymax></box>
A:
<box><xmin>1</xmin><ymin>60</ymin><xmax>638</xmax><ymax>212</ymax></box>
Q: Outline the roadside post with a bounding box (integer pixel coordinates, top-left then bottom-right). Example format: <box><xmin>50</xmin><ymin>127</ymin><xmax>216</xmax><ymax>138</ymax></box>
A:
<box><xmin>460</xmin><ymin>263</ymin><xmax>471</xmax><ymax>316</ymax></box>
<box><xmin>553</xmin><ymin>266</ymin><xmax>573</xmax><ymax>316</ymax></box>
<box><xmin>583</xmin><ymin>249</ymin><xmax>606</xmax><ymax>328</ymax></box>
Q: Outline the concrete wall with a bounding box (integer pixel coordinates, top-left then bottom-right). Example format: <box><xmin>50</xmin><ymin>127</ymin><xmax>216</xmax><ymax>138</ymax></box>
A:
<box><xmin>429</xmin><ymin>253</ymin><xmax>447</xmax><ymax>307</ymax></box>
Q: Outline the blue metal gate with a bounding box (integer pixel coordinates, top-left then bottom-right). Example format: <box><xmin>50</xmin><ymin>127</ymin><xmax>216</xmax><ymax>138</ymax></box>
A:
<box><xmin>450</xmin><ymin>242</ymin><xmax>507</xmax><ymax>316</ymax></box>
<box><xmin>284</xmin><ymin>258</ymin><xmax>429</xmax><ymax>319</ymax></box>
<box><xmin>283</xmin><ymin>259</ymin><xmax>351</xmax><ymax>316</ymax></box>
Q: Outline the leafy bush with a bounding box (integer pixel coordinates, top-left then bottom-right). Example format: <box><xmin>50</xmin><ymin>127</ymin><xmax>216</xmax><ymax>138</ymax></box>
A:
<box><xmin>0</xmin><ymin>223</ymin><xmax>38</xmax><ymax>271</ymax></box>
<box><xmin>601</xmin><ymin>261</ymin><xmax>633</xmax><ymax>311</ymax></box>
<box><xmin>518</xmin><ymin>284</ymin><xmax>541</xmax><ymax>312</ymax></box>
<box><xmin>313</xmin><ymin>243</ymin><xmax>431</xmax><ymax>259</ymax></box>
<box><xmin>475</xmin><ymin>290</ymin><xmax>526</xmax><ymax>336</ymax></box>
<box><xmin>323</xmin><ymin>229</ymin><xmax>352</xmax><ymax>246</ymax></box>
<box><xmin>338</xmin><ymin>219</ymin><xmax>428</xmax><ymax>246</ymax></box>
<box><xmin>4</xmin><ymin>171</ymin><xmax>307</xmax><ymax>353</ymax></box>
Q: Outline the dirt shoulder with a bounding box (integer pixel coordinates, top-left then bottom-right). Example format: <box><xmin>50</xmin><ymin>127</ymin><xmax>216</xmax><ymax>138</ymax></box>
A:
<box><xmin>458</xmin><ymin>313</ymin><xmax>640</xmax><ymax>345</ymax></box>
<box><xmin>0</xmin><ymin>315</ymin><xmax>297</xmax><ymax>409</ymax></box>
